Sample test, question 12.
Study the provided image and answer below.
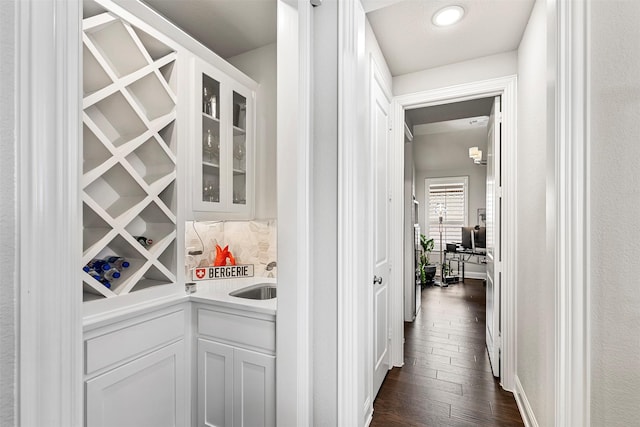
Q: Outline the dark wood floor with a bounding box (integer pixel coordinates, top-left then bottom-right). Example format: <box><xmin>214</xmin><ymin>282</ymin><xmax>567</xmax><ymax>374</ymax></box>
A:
<box><xmin>371</xmin><ymin>279</ymin><xmax>524</xmax><ymax>427</ymax></box>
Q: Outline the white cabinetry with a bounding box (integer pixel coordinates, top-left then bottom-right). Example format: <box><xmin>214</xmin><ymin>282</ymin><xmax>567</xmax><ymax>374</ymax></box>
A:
<box><xmin>233</xmin><ymin>347</ymin><xmax>276</xmax><ymax>427</ymax></box>
<box><xmin>193</xmin><ymin>59</ymin><xmax>256</xmax><ymax>219</ymax></box>
<box><xmin>197</xmin><ymin>339</ymin><xmax>235</xmax><ymax>427</ymax></box>
<box><xmin>84</xmin><ymin>305</ymin><xmax>189</xmax><ymax>427</ymax></box>
<box><xmin>86</xmin><ymin>341</ymin><xmax>185</xmax><ymax>427</ymax></box>
<box><xmin>196</xmin><ymin>307</ymin><xmax>275</xmax><ymax>427</ymax></box>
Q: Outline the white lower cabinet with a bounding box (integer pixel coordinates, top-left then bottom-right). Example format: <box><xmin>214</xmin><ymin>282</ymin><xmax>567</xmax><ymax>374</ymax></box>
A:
<box><xmin>86</xmin><ymin>340</ymin><xmax>186</xmax><ymax>427</ymax></box>
<box><xmin>84</xmin><ymin>306</ymin><xmax>189</xmax><ymax>427</ymax></box>
<box><xmin>83</xmin><ymin>302</ymin><xmax>275</xmax><ymax>427</ymax></box>
<box><xmin>196</xmin><ymin>305</ymin><xmax>276</xmax><ymax>427</ymax></box>
<box><xmin>233</xmin><ymin>347</ymin><xmax>276</xmax><ymax>427</ymax></box>
<box><xmin>198</xmin><ymin>339</ymin><xmax>234</xmax><ymax>427</ymax></box>
<box><xmin>198</xmin><ymin>338</ymin><xmax>275</xmax><ymax>427</ymax></box>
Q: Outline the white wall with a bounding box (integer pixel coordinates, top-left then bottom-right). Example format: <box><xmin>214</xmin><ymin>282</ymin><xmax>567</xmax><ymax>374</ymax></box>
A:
<box><xmin>589</xmin><ymin>2</ymin><xmax>640</xmax><ymax>424</ymax></box>
<box><xmin>0</xmin><ymin>1</ymin><xmax>16</xmax><ymax>425</ymax></box>
<box><xmin>515</xmin><ymin>1</ymin><xmax>554</xmax><ymax>425</ymax></box>
<box><xmin>413</xmin><ymin>127</ymin><xmax>487</xmax><ymax>277</ymax></box>
<box><xmin>393</xmin><ymin>51</ymin><xmax>518</xmax><ymax>96</ymax></box>
<box><xmin>312</xmin><ymin>1</ymin><xmax>338</xmax><ymax>423</ymax></box>
<box><xmin>228</xmin><ymin>43</ymin><xmax>277</xmax><ymax>220</ymax></box>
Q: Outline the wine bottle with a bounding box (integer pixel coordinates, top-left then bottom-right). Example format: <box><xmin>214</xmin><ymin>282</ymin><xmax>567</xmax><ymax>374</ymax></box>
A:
<box><xmin>134</xmin><ymin>236</ymin><xmax>153</xmax><ymax>246</ymax></box>
<box><xmin>105</xmin><ymin>256</ymin><xmax>130</xmax><ymax>270</ymax></box>
<box><xmin>87</xmin><ymin>259</ymin><xmax>111</xmax><ymax>272</ymax></box>
<box><xmin>102</xmin><ymin>268</ymin><xmax>121</xmax><ymax>281</ymax></box>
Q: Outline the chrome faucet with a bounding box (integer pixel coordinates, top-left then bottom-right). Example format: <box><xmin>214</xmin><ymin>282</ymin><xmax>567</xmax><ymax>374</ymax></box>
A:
<box><xmin>266</xmin><ymin>261</ymin><xmax>277</xmax><ymax>278</ymax></box>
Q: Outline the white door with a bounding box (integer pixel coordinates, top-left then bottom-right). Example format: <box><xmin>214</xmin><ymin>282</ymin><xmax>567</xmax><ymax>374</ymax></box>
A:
<box><xmin>486</xmin><ymin>96</ymin><xmax>502</xmax><ymax>378</ymax></box>
<box><xmin>371</xmin><ymin>78</ymin><xmax>391</xmax><ymax>397</ymax></box>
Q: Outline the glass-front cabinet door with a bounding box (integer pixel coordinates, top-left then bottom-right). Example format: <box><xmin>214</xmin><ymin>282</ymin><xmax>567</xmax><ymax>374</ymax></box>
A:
<box><xmin>231</xmin><ymin>89</ymin><xmax>248</xmax><ymax>208</ymax></box>
<box><xmin>201</xmin><ymin>73</ymin><xmax>221</xmax><ymax>207</ymax></box>
<box><xmin>193</xmin><ymin>59</ymin><xmax>254</xmax><ymax>217</ymax></box>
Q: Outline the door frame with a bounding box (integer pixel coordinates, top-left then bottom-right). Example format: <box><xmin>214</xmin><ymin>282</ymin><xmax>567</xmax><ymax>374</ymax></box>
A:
<box><xmin>551</xmin><ymin>0</ymin><xmax>591</xmax><ymax>425</ymax></box>
<box><xmin>390</xmin><ymin>76</ymin><xmax>518</xmax><ymax>391</ymax></box>
<box><xmin>16</xmin><ymin>0</ymin><xmax>84</xmax><ymax>425</ymax></box>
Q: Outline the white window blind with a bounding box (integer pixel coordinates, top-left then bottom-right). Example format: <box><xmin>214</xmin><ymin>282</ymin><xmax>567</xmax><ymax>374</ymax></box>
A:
<box><xmin>425</xmin><ymin>177</ymin><xmax>468</xmax><ymax>250</ymax></box>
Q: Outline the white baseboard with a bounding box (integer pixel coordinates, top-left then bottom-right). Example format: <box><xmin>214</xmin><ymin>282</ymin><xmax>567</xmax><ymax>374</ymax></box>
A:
<box><xmin>514</xmin><ymin>375</ymin><xmax>540</xmax><ymax>427</ymax></box>
<box><xmin>364</xmin><ymin>410</ymin><xmax>373</xmax><ymax>427</ymax></box>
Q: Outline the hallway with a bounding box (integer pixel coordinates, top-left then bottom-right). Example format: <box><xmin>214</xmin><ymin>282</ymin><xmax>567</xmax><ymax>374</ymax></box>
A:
<box><xmin>371</xmin><ymin>279</ymin><xmax>524</xmax><ymax>426</ymax></box>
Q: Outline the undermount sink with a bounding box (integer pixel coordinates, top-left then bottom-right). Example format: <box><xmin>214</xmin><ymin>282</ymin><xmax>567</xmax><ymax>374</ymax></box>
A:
<box><xmin>229</xmin><ymin>283</ymin><xmax>277</xmax><ymax>300</ymax></box>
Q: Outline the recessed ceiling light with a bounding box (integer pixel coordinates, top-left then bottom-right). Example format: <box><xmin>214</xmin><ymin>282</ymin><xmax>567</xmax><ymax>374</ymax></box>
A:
<box><xmin>432</xmin><ymin>5</ymin><xmax>465</xmax><ymax>27</ymax></box>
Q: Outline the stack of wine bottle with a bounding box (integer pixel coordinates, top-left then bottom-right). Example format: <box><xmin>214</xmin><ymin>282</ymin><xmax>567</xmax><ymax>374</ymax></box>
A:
<box><xmin>83</xmin><ymin>256</ymin><xmax>130</xmax><ymax>289</ymax></box>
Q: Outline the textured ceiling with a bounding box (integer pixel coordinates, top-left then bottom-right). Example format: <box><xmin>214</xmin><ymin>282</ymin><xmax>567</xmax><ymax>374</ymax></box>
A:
<box><xmin>367</xmin><ymin>0</ymin><xmax>534</xmax><ymax>76</ymax></box>
<box><xmin>406</xmin><ymin>97</ymin><xmax>494</xmax><ymax>127</ymax></box>
<box><xmin>141</xmin><ymin>0</ymin><xmax>276</xmax><ymax>58</ymax></box>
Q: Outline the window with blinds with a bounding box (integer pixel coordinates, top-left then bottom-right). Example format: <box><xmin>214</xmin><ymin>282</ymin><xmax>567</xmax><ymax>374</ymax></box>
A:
<box><xmin>425</xmin><ymin>177</ymin><xmax>469</xmax><ymax>250</ymax></box>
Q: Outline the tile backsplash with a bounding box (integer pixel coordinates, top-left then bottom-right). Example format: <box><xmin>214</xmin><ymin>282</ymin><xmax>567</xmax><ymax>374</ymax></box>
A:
<box><xmin>185</xmin><ymin>220</ymin><xmax>277</xmax><ymax>278</ymax></box>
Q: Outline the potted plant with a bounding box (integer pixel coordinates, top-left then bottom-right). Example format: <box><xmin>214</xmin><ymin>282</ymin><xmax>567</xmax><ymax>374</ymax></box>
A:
<box><xmin>418</xmin><ymin>234</ymin><xmax>436</xmax><ymax>285</ymax></box>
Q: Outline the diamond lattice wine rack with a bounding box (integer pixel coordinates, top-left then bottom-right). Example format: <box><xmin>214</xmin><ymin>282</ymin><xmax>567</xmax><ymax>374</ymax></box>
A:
<box><xmin>82</xmin><ymin>11</ymin><xmax>178</xmax><ymax>302</ymax></box>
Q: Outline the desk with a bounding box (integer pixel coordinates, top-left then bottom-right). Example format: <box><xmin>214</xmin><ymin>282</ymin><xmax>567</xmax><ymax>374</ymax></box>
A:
<box><xmin>444</xmin><ymin>248</ymin><xmax>487</xmax><ymax>282</ymax></box>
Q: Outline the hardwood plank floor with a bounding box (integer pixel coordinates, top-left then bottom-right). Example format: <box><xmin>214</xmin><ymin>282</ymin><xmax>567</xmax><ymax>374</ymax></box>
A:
<box><xmin>371</xmin><ymin>279</ymin><xmax>523</xmax><ymax>427</ymax></box>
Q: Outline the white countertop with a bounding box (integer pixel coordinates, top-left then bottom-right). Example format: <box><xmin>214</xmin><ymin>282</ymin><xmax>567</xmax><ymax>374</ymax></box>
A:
<box><xmin>190</xmin><ymin>277</ymin><xmax>277</xmax><ymax>316</ymax></box>
<box><xmin>83</xmin><ymin>277</ymin><xmax>276</xmax><ymax>329</ymax></box>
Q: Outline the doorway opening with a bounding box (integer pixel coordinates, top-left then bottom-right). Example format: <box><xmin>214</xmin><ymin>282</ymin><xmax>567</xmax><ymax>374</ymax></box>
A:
<box><xmin>404</xmin><ymin>96</ymin><xmax>494</xmax><ymax>316</ymax></box>
<box><xmin>389</xmin><ymin>76</ymin><xmax>517</xmax><ymax>394</ymax></box>
<box><xmin>374</xmin><ymin>78</ymin><xmax>518</xmax><ymax>423</ymax></box>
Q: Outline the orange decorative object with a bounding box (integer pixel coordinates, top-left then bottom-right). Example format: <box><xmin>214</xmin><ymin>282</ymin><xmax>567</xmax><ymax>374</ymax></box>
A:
<box><xmin>214</xmin><ymin>245</ymin><xmax>228</xmax><ymax>266</ymax></box>
<box><xmin>213</xmin><ymin>244</ymin><xmax>237</xmax><ymax>266</ymax></box>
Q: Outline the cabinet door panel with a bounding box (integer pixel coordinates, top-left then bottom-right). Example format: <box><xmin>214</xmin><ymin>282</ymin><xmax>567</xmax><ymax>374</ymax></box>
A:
<box><xmin>192</xmin><ymin>58</ymin><xmax>255</xmax><ymax>219</ymax></box>
<box><xmin>194</xmin><ymin>62</ymin><xmax>226</xmax><ymax>212</ymax></box>
<box><xmin>233</xmin><ymin>348</ymin><xmax>275</xmax><ymax>427</ymax></box>
<box><xmin>198</xmin><ymin>339</ymin><xmax>234</xmax><ymax>427</ymax></box>
<box><xmin>230</xmin><ymin>89</ymin><xmax>248</xmax><ymax>209</ymax></box>
<box><xmin>86</xmin><ymin>341</ymin><xmax>185</xmax><ymax>427</ymax></box>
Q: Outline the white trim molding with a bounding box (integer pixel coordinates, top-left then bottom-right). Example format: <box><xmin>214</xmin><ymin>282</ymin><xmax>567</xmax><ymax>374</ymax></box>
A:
<box><xmin>514</xmin><ymin>375</ymin><xmax>540</xmax><ymax>427</ymax></box>
<box><xmin>337</xmin><ymin>0</ymin><xmax>367</xmax><ymax>425</ymax></box>
<box><xmin>17</xmin><ymin>0</ymin><xmax>83</xmax><ymax>425</ymax></box>
<box><xmin>276</xmin><ymin>0</ymin><xmax>312</xmax><ymax>425</ymax></box>
<box><xmin>554</xmin><ymin>0</ymin><xmax>590</xmax><ymax>425</ymax></box>
<box><xmin>392</xmin><ymin>76</ymin><xmax>518</xmax><ymax>392</ymax></box>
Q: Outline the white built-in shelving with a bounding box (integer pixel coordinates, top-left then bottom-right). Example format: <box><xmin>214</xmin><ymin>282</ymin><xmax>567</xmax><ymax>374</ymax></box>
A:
<box><xmin>82</xmin><ymin>11</ymin><xmax>178</xmax><ymax>301</ymax></box>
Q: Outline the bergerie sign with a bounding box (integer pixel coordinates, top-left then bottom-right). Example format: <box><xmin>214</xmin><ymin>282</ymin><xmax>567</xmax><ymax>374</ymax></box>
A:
<box><xmin>192</xmin><ymin>264</ymin><xmax>254</xmax><ymax>281</ymax></box>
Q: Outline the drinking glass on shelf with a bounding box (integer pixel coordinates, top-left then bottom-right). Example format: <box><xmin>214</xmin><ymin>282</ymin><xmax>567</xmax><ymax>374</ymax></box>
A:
<box><xmin>203</xmin><ymin>87</ymin><xmax>210</xmax><ymax>115</ymax></box>
<box><xmin>203</xmin><ymin>129</ymin><xmax>219</xmax><ymax>162</ymax></box>
<box><xmin>233</xmin><ymin>139</ymin><xmax>245</xmax><ymax>160</ymax></box>
<box><xmin>209</xmin><ymin>95</ymin><xmax>217</xmax><ymax>119</ymax></box>
<box><xmin>203</xmin><ymin>182</ymin><xmax>210</xmax><ymax>201</ymax></box>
